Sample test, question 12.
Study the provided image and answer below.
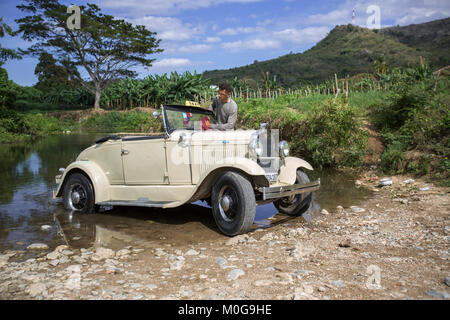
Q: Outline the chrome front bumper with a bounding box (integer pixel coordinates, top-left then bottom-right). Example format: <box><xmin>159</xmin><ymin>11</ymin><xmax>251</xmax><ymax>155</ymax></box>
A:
<box><xmin>257</xmin><ymin>179</ymin><xmax>320</xmax><ymax>201</ymax></box>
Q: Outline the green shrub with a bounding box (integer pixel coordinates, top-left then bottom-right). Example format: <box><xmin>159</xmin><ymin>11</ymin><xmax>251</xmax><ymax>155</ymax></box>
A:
<box><xmin>295</xmin><ymin>97</ymin><xmax>368</xmax><ymax>168</ymax></box>
<box><xmin>81</xmin><ymin>110</ymin><xmax>163</xmax><ymax>133</ymax></box>
<box><xmin>380</xmin><ymin>141</ymin><xmax>407</xmax><ymax>174</ymax></box>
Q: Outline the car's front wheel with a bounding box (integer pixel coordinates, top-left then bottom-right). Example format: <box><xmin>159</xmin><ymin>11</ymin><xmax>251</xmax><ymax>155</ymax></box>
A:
<box><xmin>273</xmin><ymin>169</ymin><xmax>312</xmax><ymax>216</ymax></box>
<box><xmin>63</xmin><ymin>173</ymin><xmax>95</xmax><ymax>214</ymax></box>
<box><xmin>211</xmin><ymin>172</ymin><xmax>256</xmax><ymax>236</ymax></box>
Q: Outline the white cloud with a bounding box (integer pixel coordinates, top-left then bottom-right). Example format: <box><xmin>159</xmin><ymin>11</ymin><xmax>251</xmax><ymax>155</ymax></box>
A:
<box><xmin>97</xmin><ymin>0</ymin><xmax>263</xmax><ymax>15</ymax></box>
<box><xmin>221</xmin><ymin>38</ymin><xmax>282</xmax><ymax>51</ymax></box>
<box><xmin>178</xmin><ymin>44</ymin><xmax>213</xmax><ymax>53</ymax></box>
<box><xmin>306</xmin><ymin>0</ymin><xmax>450</xmax><ymax>28</ymax></box>
<box><xmin>218</xmin><ymin>26</ymin><xmax>265</xmax><ymax>36</ymax></box>
<box><xmin>273</xmin><ymin>26</ymin><xmax>330</xmax><ymax>45</ymax></box>
<box><xmin>205</xmin><ymin>37</ymin><xmax>221</xmax><ymax>43</ymax></box>
<box><xmin>152</xmin><ymin>58</ymin><xmax>192</xmax><ymax>68</ymax></box>
<box><xmin>127</xmin><ymin>16</ymin><xmax>201</xmax><ymax>41</ymax></box>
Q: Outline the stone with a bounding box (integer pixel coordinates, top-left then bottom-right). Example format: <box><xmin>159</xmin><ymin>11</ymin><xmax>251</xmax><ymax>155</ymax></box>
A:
<box><xmin>226</xmin><ymin>234</ymin><xmax>249</xmax><ymax>246</ymax></box>
<box><xmin>66</xmin><ymin>264</ymin><xmax>82</xmax><ymax>274</ymax></box>
<box><xmin>28</xmin><ymin>282</ymin><xmax>47</xmax><ymax>297</ymax></box>
<box><xmin>65</xmin><ymin>273</ymin><xmax>81</xmax><ymax>290</ymax></box>
<box><xmin>331</xmin><ymin>280</ymin><xmax>346</xmax><ymax>288</ymax></box>
<box><xmin>254</xmin><ymin>280</ymin><xmax>273</xmax><ymax>287</ymax></box>
<box><xmin>116</xmin><ymin>249</ymin><xmax>131</xmax><ymax>257</ymax></box>
<box><xmin>27</xmin><ymin>243</ymin><xmax>49</xmax><ymax>251</ymax></box>
<box><xmin>215</xmin><ymin>257</ymin><xmax>227</xmax><ymax>268</ymax></box>
<box><xmin>427</xmin><ymin>290</ymin><xmax>450</xmax><ymax>299</ymax></box>
<box><xmin>228</xmin><ymin>269</ymin><xmax>245</xmax><ymax>281</ymax></box>
<box><xmin>46</xmin><ymin>251</ymin><xmax>60</xmax><ymax>260</ymax></box>
<box><xmin>181</xmin><ymin>290</ymin><xmax>193</xmax><ymax>297</ymax></box>
<box><xmin>336</xmin><ymin>206</ymin><xmax>344</xmax><ymax>214</ymax></box>
<box><xmin>285</xmin><ymin>228</ymin><xmax>308</xmax><ymax>238</ymax></box>
<box><xmin>185</xmin><ymin>249</ymin><xmax>199</xmax><ymax>256</ymax></box>
<box><xmin>261</xmin><ymin>233</ymin><xmax>275</xmax><ymax>241</ymax></box>
<box><xmin>91</xmin><ymin>247</ymin><xmax>115</xmax><ymax>261</ymax></box>
<box><xmin>287</xmin><ymin>243</ymin><xmax>315</xmax><ymax>261</ymax></box>
<box><xmin>170</xmin><ymin>260</ymin><xmax>184</xmax><ymax>271</ymax></box>
<box><xmin>321</xmin><ymin>209</ymin><xmax>329</xmax><ymax>215</ymax></box>
<box><xmin>276</xmin><ymin>272</ymin><xmax>294</xmax><ymax>284</ymax></box>
<box><xmin>55</xmin><ymin>245</ymin><xmax>69</xmax><ymax>252</ymax></box>
<box><xmin>0</xmin><ymin>254</ymin><xmax>10</xmax><ymax>267</ymax></box>
<box><xmin>339</xmin><ymin>238</ymin><xmax>352</xmax><ymax>248</ymax></box>
<box><xmin>444</xmin><ymin>277</ymin><xmax>450</xmax><ymax>287</ymax></box>
<box><xmin>146</xmin><ymin>284</ymin><xmax>158</xmax><ymax>290</ymax></box>
<box><xmin>444</xmin><ymin>227</ymin><xmax>450</xmax><ymax>236</ymax></box>
<box><xmin>350</xmin><ymin>206</ymin><xmax>366</xmax><ymax>213</ymax></box>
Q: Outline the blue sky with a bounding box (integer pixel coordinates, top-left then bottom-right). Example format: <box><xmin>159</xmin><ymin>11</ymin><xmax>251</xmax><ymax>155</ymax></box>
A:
<box><xmin>1</xmin><ymin>0</ymin><xmax>449</xmax><ymax>86</ymax></box>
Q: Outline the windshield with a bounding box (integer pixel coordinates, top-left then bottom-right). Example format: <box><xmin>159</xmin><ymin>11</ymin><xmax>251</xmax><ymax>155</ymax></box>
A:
<box><xmin>163</xmin><ymin>105</ymin><xmax>215</xmax><ymax>133</ymax></box>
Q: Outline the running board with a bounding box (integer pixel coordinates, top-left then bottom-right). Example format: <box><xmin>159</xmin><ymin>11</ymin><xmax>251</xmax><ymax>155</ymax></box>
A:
<box><xmin>97</xmin><ymin>200</ymin><xmax>174</xmax><ymax>208</ymax></box>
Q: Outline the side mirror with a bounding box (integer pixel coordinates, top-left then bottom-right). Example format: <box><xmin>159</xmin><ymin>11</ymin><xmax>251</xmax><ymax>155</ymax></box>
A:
<box><xmin>153</xmin><ymin>111</ymin><xmax>160</xmax><ymax>119</ymax></box>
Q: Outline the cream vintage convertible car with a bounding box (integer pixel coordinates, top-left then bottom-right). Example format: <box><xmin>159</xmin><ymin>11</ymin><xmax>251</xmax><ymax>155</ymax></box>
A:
<box><xmin>53</xmin><ymin>104</ymin><xmax>320</xmax><ymax>236</ymax></box>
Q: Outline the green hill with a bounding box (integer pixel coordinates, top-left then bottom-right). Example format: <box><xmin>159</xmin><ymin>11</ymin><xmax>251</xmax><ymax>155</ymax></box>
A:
<box><xmin>203</xmin><ymin>18</ymin><xmax>450</xmax><ymax>87</ymax></box>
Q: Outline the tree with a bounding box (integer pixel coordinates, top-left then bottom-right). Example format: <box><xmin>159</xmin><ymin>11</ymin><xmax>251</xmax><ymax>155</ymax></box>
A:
<box><xmin>34</xmin><ymin>51</ymin><xmax>74</xmax><ymax>90</ymax></box>
<box><xmin>0</xmin><ymin>17</ymin><xmax>21</xmax><ymax>65</ymax></box>
<box><xmin>16</xmin><ymin>0</ymin><xmax>163</xmax><ymax>109</ymax></box>
<box><xmin>373</xmin><ymin>56</ymin><xmax>389</xmax><ymax>75</ymax></box>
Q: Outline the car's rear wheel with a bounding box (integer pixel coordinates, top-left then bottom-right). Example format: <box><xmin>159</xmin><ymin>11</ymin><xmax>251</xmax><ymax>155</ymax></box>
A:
<box><xmin>273</xmin><ymin>169</ymin><xmax>312</xmax><ymax>216</ymax></box>
<box><xmin>211</xmin><ymin>172</ymin><xmax>255</xmax><ymax>236</ymax></box>
<box><xmin>63</xmin><ymin>173</ymin><xmax>95</xmax><ymax>214</ymax></box>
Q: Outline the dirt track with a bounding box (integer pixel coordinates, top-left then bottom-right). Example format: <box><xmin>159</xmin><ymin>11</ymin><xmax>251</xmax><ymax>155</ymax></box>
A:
<box><xmin>0</xmin><ymin>173</ymin><xmax>449</xmax><ymax>300</ymax></box>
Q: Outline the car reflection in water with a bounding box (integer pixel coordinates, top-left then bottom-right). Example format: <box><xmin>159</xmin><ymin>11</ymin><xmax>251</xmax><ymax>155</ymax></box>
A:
<box><xmin>52</xmin><ymin>198</ymin><xmax>321</xmax><ymax>251</ymax></box>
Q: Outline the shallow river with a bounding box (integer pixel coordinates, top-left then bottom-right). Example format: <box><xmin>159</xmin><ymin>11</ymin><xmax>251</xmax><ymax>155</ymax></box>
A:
<box><xmin>0</xmin><ymin>134</ymin><xmax>371</xmax><ymax>259</ymax></box>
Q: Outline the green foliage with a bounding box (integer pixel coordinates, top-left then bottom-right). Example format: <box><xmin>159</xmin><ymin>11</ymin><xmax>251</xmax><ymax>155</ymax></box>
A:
<box><xmin>101</xmin><ymin>71</ymin><xmax>212</xmax><ymax>109</ymax></box>
<box><xmin>380</xmin><ymin>140</ymin><xmax>407</xmax><ymax>174</ymax></box>
<box><xmin>372</xmin><ymin>61</ymin><xmax>450</xmax><ymax>179</ymax></box>
<box><xmin>0</xmin><ymin>16</ymin><xmax>21</xmax><ymax>65</ymax></box>
<box><xmin>81</xmin><ymin>110</ymin><xmax>163</xmax><ymax>133</ymax></box>
<box><xmin>296</xmin><ymin>97</ymin><xmax>368</xmax><ymax>168</ymax></box>
<box><xmin>0</xmin><ymin>105</ymin><xmax>65</xmax><ymax>142</ymax></box>
<box><xmin>237</xmin><ymin>95</ymin><xmax>368</xmax><ymax>168</ymax></box>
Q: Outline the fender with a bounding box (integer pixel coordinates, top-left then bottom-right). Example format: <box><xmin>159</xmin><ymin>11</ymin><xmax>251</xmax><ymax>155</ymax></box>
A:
<box><xmin>194</xmin><ymin>157</ymin><xmax>267</xmax><ymax>185</ymax></box>
<box><xmin>55</xmin><ymin>160</ymin><xmax>110</xmax><ymax>203</ymax></box>
<box><xmin>187</xmin><ymin>157</ymin><xmax>269</xmax><ymax>203</ymax></box>
<box><xmin>278</xmin><ymin>156</ymin><xmax>314</xmax><ymax>185</ymax></box>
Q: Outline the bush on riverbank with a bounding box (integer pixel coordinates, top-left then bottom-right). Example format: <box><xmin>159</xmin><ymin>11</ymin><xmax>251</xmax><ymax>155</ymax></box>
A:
<box><xmin>370</xmin><ymin>63</ymin><xmax>449</xmax><ymax>182</ymax></box>
<box><xmin>237</xmin><ymin>95</ymin><xmax>369</xmax><ymax>168</ymax></box>
<box><xmin>0</xmin><ymin>106</ymin><xmax>69</xmax><ymax>143</ymax></box>
<box><xmin>80</xmin><ymin>110</ymin><xmax>163</xmax><ymax>133</ymax></box>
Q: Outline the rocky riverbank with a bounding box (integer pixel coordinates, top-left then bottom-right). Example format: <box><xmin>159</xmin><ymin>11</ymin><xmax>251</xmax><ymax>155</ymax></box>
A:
<box><xmin>0</xmin><ymin>173</ymin><xmax>449</xmax><ymax>300</ymax></box>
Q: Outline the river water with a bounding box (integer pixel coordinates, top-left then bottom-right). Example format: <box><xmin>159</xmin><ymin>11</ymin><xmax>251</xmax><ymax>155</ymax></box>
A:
<box><xmin>0</xmin><ymin>134</ymin><xmax>372</xmax><ymax>260</ymax></box>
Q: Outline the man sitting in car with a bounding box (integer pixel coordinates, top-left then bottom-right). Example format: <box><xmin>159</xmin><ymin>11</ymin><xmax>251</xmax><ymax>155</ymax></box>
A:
<box><xmin>208</xmin><ymin>82</ymin><xmax>238</xmax><ymax>130</ymax></box>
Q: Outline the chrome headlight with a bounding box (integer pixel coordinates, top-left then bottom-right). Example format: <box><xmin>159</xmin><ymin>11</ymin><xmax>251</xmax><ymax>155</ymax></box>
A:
<box><xmin>279</xmin><ymin>140</ymin><xmax>289</xmax><ymax>157</ymax></box>
<box><xmin>249</xmin><ymin>135</ymin><xmax>263</xmax><ymax>158</ymax></box>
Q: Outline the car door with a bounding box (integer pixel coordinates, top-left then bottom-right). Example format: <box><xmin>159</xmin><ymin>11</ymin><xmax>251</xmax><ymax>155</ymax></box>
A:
<box><xmin>121</xmin><ymin>136</ymin><xmax>168</xmax><ymax>184</ymax></box>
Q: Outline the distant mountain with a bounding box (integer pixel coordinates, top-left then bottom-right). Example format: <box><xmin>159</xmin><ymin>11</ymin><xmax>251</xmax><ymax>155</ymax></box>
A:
<box><xmin>202</xmin><ymin>17</ymin><xmax>450</xmax><ymax>87</ymax></box>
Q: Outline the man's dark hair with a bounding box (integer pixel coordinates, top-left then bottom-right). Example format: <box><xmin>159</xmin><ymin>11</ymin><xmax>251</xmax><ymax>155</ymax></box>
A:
<box><xmin>219</xmin><ymin>82</ymin><xmax>232</xmax><ymax>93</ymax></box>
